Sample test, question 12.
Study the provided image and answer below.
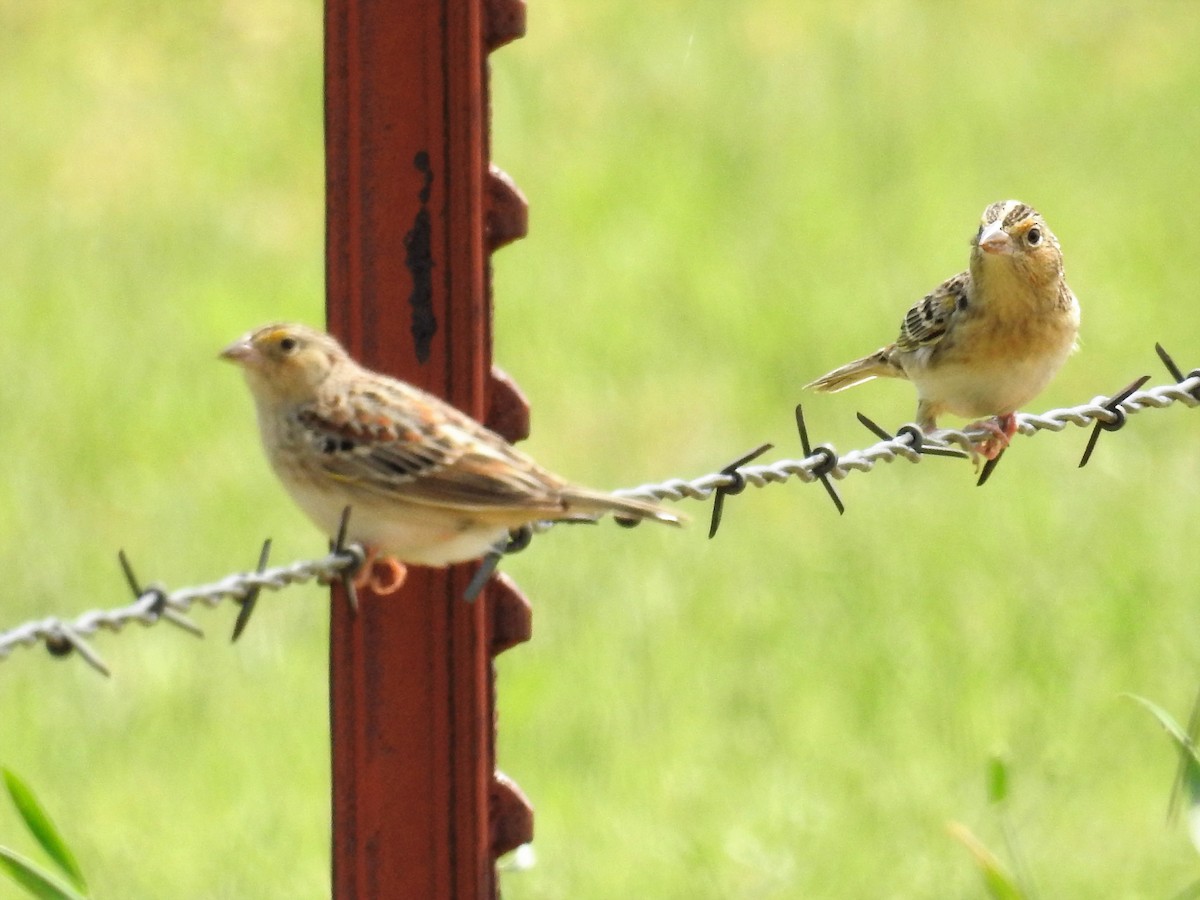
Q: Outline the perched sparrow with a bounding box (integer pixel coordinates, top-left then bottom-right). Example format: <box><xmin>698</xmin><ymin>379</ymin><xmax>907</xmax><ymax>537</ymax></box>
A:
<box><xmin>222</xmin><ymin>323</ymin><xmax>682</xmax><ymax>575</ymax></box>
<box><xmin>805</xmin><ymin>200</ymin><xmax>1080</xmax><ymax>458</ymax></box>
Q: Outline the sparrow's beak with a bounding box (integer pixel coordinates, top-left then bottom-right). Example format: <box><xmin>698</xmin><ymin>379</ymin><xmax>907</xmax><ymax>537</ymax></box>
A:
<box><xmin>977</xmin><ymin>221</ymin><xmax>1013</xmax><ymax>256</ymax></box>
<box><xmin>220</xmin><ymin>337</ymin><xmax>255</xmax><ymax>364</ymax></box>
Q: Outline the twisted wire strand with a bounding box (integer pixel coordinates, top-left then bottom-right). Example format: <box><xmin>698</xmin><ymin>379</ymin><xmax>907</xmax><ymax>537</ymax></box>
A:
<box><xmin>0</xmin><ymin>549</ymin><xmax>360</xmax><ymax>673</ymax></box>
<box><xmin>1</xmin><ymin>372</ymin><xmax>1196</xmax><ymax>672</ymax></box>
<box><xmin>610</xmin><ymin>375</ymin><xmax>1200</xmax><ymax>506</ymax></box>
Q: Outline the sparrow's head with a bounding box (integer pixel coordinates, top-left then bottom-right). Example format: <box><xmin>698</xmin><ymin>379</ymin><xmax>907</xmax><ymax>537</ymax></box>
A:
<box><xmin>970</xmin><ymin>200</ymin><xmax>1063</xmax><ymax>287</ymax></box>
<box><xmin>221</xmin><ymin>323</ymin><xmax>349</xmax><ymax>402</ymax></box>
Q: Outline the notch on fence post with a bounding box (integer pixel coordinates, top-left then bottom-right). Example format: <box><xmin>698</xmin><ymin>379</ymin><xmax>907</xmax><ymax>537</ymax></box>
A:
<box><xmin>324</xmin><ymin>0</ymin><xmax>531</xmax><ymax>896</ymax></box>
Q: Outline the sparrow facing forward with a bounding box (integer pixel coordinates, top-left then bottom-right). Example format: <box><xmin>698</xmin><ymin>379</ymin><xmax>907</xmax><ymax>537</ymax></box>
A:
<box><xmin>805</xmin><ymin>200</ymin><xmax>1080</xmax><ymax>457</ymax></box>
<box><xmin>222</xmin><ymin>323</ymin><xmax>682</xmax><ymax>573</ymax></box>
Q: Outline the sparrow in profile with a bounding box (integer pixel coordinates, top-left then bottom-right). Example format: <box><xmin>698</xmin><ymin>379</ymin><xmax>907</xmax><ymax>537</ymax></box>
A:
<box><xmin>222</xmin><ymin>323</ymin><xmax>682</xmax><ymax>588</ymax></box>
<box><xmin>805</xmin><ymin>200</ymin><xmax>1080</xmax><ymax>459</ymax></box>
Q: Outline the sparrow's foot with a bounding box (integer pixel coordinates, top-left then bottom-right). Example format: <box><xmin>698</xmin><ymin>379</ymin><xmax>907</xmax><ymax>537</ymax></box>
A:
<box><xmin>352</xmin><ymin>547</ymin><xmax>409</xmax><ymax>596</ymax></box>
<box><xmin>967</xmin><ymin>412</ymin><xmax>1018</xmax><ymax>465</ymax></box>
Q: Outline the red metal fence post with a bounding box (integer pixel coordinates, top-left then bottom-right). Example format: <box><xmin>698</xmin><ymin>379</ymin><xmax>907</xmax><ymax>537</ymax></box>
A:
<box><xmin>324</xmin><ymin>0</ymin><xmax>531</xmax><ymax>896</ymax></box>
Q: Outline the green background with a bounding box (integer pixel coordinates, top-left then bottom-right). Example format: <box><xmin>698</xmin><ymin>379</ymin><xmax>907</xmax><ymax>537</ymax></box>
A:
<box><xmin>3</xmin><ymin>2</ymin><xmax>1200</xmax><ymax>896</ymax></box>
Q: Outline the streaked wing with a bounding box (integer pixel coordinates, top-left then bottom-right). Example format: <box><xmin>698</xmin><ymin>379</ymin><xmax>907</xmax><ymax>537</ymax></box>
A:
<box><xmin>294</xmin><ymin>378</ymin><xmax>566</xmax><ymax>512</ymax></box>
<box><xmin>895</xmin><ymin>272</ymin><xmax>969</xmax><ymax>352</ymax></box>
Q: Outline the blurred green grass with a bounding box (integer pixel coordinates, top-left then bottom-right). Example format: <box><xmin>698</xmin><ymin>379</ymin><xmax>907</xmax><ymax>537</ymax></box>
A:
<box><xmin>2</xmin><ymin>1</ymin><xmax>1200</xmax><ymax>896</ymax></box>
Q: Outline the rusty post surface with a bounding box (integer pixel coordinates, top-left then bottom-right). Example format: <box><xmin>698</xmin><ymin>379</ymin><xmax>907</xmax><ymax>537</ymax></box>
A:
<box><xmin>324</xmin><ymin>0</ymin><xmax>531</xmax><ymax>897</ymax></box>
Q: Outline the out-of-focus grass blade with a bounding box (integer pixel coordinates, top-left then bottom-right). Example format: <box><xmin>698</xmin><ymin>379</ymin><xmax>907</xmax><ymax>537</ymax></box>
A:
<box><xmin>947</xmin><ymin>821</ymin><xmax>1026</xmax><ymax>900</ymax></box>
<box><xmin>985</xmin><ymin>755</ymin><xmax>1037</xmax><ymax>899</ymax></box>
<box><xmin>0</xmin><ymin>847</ymin><xmax>89</xmax><ymax>900</ymax></box>
<box><xmin>2</xmin><ymin>770</ymin><xmax>88</xmax><ymax>894</ymax></box>
<box><xmin>1169</xmin><ymin>877</ymin><xmax>1200</xmax><ymax>900</ymax></box>
<box><xmin>1124</xmin><ymin>693</ymin><xmax>1200</xmax><ymax>854</ymax></box>
<box><xmin>1176</xmin><ymin>686</ymin><xmax>1200</xmax><ymax>814</ymax></box>
<box><xmin>1123</xmin><ymin>694</ymin><xmax>1200</xmax><ymax>775</ymax></box>
<box><xmin>987</xmin><ymin>754</ymin><xmax>1009</xmax><ymax>805</ymax></box>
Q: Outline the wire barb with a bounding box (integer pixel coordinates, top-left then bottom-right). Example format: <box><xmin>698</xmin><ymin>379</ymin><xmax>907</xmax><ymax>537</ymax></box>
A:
<box><xmin>795</xmin><ymin>404</ymin><xmax>844</xmax><ymax>514</ymax></box>
<box><xmin>505</xmin><ymin>525</ymin><xmax>534</xmax><ymax>554</ymax></box>
<box><xmin>52</xmin><ymin>622</ymin><xmax>110</xmax><ymax>677</ymax></box>
<box><xmin>1157</xmin><ymin>342</ymin><xmax>1186</xmax><ymax>384</ymax></box>
<box><xmin>976</xmin><ymin>450</ymin><xmax>1005</xmax><ymax>487</ymax></box>
<box><xmin>464</xmin><ymin>548</ymin><xmax>504</xmax><ymax>603</ymax></box>
<box><xmin>708</xmin><ymin>443</ymin><xmax>775</xmax><ymax>539</ymax></box>
<box><xmin>117</xmin><ymin>549</ymin><xmax>143</xmax><ymax>603</ymax></box>
<box><xmin>230</xmin><ymin>539</ymin><xmax>273</xmax><ymax>642</ymax></box>
<box><xmin>464</xmin><ymin>525</ymin><xmax>536</xmax><ymax>602</ymax></box>
<box><xmin>1156</xmin><ymin>343</ymin><xmax>1200</xmax><ymax>402</ymax></box>
<box><xmin>894</xmin><ymin>424</ymin><xmax>924</xmax><ymax>455</ymax></box>
<box><xmin>1078</xmin><ymin>375</ymin><xmax>1151</xmax><ymax>468</ymax></box>
<box><xmin>857</xmin><ymin>413</ymin><xmax>967</xmax><ymax>460</ymax></box>
<box><xmin>328</xmin><ymin>506</ymin><xmax>364</xmax><ymax>612</ymax></box>
<box><xmin>855</xmin><ymin>411</ymin><xmax>891</xmax><ymax>442</ymax></box>
<box><xmin>118</xmin><ymin>550</ymin><xmax>204</xmax><ymax>637</ymax></box>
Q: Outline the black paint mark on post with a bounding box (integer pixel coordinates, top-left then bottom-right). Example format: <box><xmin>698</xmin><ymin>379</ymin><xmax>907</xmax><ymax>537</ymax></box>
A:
<box><xmin>404</xmin><ymin>151</ymin><xmax>437</xmax><ymax>362</ymax></box>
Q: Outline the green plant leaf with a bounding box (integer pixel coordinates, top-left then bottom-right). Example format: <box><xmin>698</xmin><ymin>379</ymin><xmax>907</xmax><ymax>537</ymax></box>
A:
<box><xmin>2</xmin><ymin>770</ymin><xmax>88</xmax><ymax>894</ymax></box>
<box><xmin>0</xmin><ymin>847</ymin><xmax>89</xmax><ymax>900</ymax></box>
<box><xmin>948</xmin><ymin>821</ymin><xmax>1026</xmax><ymax>900</ymax></box>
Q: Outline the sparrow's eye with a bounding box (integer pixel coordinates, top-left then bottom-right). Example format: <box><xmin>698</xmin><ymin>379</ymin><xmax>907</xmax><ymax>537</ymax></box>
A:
<box><xmin>279</xmin><ymin>337</ymin><xmax>298</xmax><ymax>353</ymax></box>
<box><xmin>1026</xmin><ymin>227</ymin><xmax>1042</xmax><ymax>246</ymax></box>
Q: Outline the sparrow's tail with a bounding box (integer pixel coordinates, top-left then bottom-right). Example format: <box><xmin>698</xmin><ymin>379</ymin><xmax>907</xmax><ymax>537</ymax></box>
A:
<box><xmin>561</xmin><ymin>489</ymin><xmax>685</xmax><ymax>527</ymax></box>
<box><xmin>804</xmin><ymin>348</ymin><xmax>903</xmax><ymax>393</ymax></box>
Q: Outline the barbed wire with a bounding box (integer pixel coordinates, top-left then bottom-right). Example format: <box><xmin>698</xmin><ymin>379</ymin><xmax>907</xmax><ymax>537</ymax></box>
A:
<box><xmin>607</xmin><ymin>343</ymin><xmax>1199</xmax><ymax>516</ymax></box>
<box><xmin>0</xmin><ymin>542</ymin><xmax>365</xmax><ymax>676</ymax></box>
<box><xmin>1</xmin><ymin>343</ymin><xmax>1196</xmax><ymax>676</ymax></box>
